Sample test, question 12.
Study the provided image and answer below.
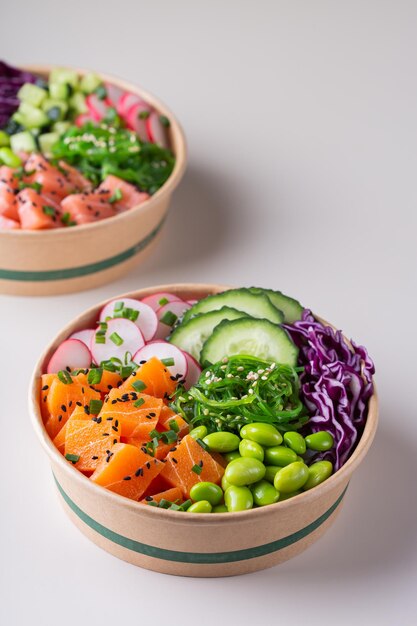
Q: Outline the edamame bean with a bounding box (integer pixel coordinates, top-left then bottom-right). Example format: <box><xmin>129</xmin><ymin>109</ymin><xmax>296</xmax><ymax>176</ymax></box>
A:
<box><xmin>223</xmin><ymin>450</ymin><xmax>241</xmax><ymax>463</ymax></box>
<box><xmin>239</xmin><ymin>438</ymin><xmax>264</xmax><ymax>462</ymax></box>
<box><xmin>305</xmin><ymin>431</ymin><xmax>334</xmax><ymax>452</ymax></box>
<box><xmin>283</xmin><ymin>431</ymin><xmax>306</xmax><ymax>455</ymax></box>
<box><xmin>240</xmin><ymin>422</ymin><xmax>282</xmax><ymax>447</ymax></box>
<box><xmin>251</xmin><ymin>480</ymin><xmax>280</xmax><ymax>506</ymax></box>
<box><xmin>303</xmin><ymin>461</ymin><xmax>333</xmax><ymax>490</ymax></box>
<box><xmin>225</xmin><ymin>457</ymin><xmax>266</xmax><ymax>486</ymax></box>
<box><xmin>0</xmin><ymin>147</ymin><xmax>21</xmax><ymax>168</ymax></box>
<box><xmin>274</xmin><ymin>461</ymin><xmax>309</xmax><ymax>493</ymax></box>
<box><xmin>279</xmin><ymin>490</ymin><xmax>302</xmax><ymax>501</ymax></box>
<box><xmin>264</xmin><ymin>465</ymin><xmax>282</xmax><ymax>483</ymax></box>
<box><xmin>212</xmin><ymin>504</ymin><xmax>228</xmax><ymax>513</ymax></box>
<box><xmin>0</xmin><ymin>131</ymin><xmax>10</xmax><ymax>147</ymax></box>
<box><xmin>189</xmin><ymin>425</ymin><xmax>208</xmax><ymax>440</ymax></box>
<box><xmin>221</xmin><ymin>474</ymin><xmax>232</xmax><ymax>491</ymax></box>
<box><xmin>225</xmin><ymin>486</ymin><xmax>253</xmax><ymax>512</ymax></box>
<box><xmin>203</xmin><ymin>432</ymin><xmax>240</xmax><ymax>453</ymax></box>
<box><xmin>190</xmin><ymin>481</ymin><xmax>223</xmax><ymax>505</ymax></box>
<box><xmin>265</xmin><ymin>445</ymin><xmax>297</xmax><ymax>467</ymax></box>
<box><xmin>187</xmin><ymin>500</ymin><xmax>212</xmax><ymax>513</ymax></box>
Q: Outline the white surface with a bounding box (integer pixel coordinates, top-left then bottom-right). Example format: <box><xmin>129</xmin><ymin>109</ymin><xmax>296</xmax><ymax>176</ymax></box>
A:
<box><xmin>1</xmin><ymin>1</ymin><xmax>416</xmax><ymax>625</ymax></box>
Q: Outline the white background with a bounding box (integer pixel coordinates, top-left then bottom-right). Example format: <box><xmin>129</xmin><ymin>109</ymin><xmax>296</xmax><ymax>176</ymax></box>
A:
<box><xmin>1</xmin><ymin>1</ymin><xmax>416</xmax><ymax>624</ymax></box>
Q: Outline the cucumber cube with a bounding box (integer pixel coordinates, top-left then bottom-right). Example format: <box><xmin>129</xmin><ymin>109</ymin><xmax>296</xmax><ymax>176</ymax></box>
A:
<box><xmin>38</xmin><ymin>132</ymin><xmax>60</xmax><ymax>157</ymax></box>
<box><xmin>79</xmin><ymin>73</ymin><xmax>102</xmax><ymax>94</ymax></box>
<box><xmin>49</xmin><ymin>82</ymin><xmax>70</xmax><ymax>100</ymax></box>
<box><xmin>0</xmin><ymin>130</ymin><xmax>10</xmax><ymax>147</ymax></box>
<box><xmin>10</xmin><ymin>131</ymin><xmax>37</xmax><ymax>154</ymax></box>
<box><xmin>41</xmin><ymin>98</ymin><xmax>68</xmax><ymax>120</ymax></box>
<box><xmin>69</xmin><ymin>92</ymin><xmax>88</xmax><ymax>114</ymax></box>
<box><xmin>53</xmin><ymin>121</ymin><xmax>71</xmax><ymax>135</ymax></box>
<box><xmin>17</xmin><ymin>102</ymin><xmax>49</xmax><ymax>129</ymax></box>
<box><xmin>49</xmin><ymin>68</ymin><xmax>79</xmax><ymax>88</ymax></box>
<box><xmin>17</xmin><ymin>83</ymin><xmax>47</xmax><ymax>107</ymax></box>
<box><xmin>0</xmin><ymin>147</ymin><xmax>22</xmax><ymax>168</ymax></box>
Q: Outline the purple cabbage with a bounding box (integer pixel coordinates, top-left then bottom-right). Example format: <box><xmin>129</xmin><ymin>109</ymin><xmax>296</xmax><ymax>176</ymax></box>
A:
<box><xmin>284</xmin><ymin>310</ymin><xmax>375</xmax><ymax>471</ymax></box>
<box><xmin>0</xmin><ymin>61</ymin><xmax>37</xmax><ymax>128</ymax></box>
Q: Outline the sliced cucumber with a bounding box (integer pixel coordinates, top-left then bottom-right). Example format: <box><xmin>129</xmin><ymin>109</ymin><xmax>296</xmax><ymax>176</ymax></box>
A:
<box><xmin>201</xmin><ymin>318</ymin><xmax>298</xmax><ymax>367</ymax></box>
<box><xmin>17</xmin><ymin>102</ymin><xmax>49</xmax><ymax>129</ymax></box>
<box><xmin>38</xmin><ymin>132</ymin><xmax>60</xmax><ymax>157</ymax></box>
<box><xmin>49</xmin><ymin>82</ymin><xmax>70</xmax><ymax>101</ymax></box>
<box><xmin>17</xmin><ymin>83</ymin><xmax>47</xmax><ymax>108</ymax></box>
<box><xmin>170</xmin><ymin>307</ymin><xmax>247</xmax><ymax>361</ymax></box>
<box><xmin>182</xmin><ymin>289</ymin><xmax>284</xmax><ymax>325</ymax></box>
<box><xmin>80</xmin><ymin>73</ymin><xmax>102</xmax><ymax>94</ymax></box>
<box><xmin>69</xmin><ymin>92</ymin><xmax>88</xmax><ymax>114</ymax></box>
<box><xmin>249</xmin><ymin>287</ymin><xmax>303</xmax><ymax>323</ymax></box>
<box><xmin>10</xmin><ymin>131</ymin><xmax>37</xmax><ymax>153</ymax></box>
<box><xmin>49</xmin><ymin>68</ymin><xmax>79</xmax><ymax>88</ymax></box>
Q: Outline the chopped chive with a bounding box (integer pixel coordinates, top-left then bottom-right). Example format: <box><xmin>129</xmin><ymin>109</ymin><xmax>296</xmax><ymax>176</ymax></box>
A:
<box><xmin>99</xmin><ymin>322</ymin><xmax>108</xmax><ymax>331</ymax></box>
<box><xmin>134</xmin><ymin>398</ymin><xmax>145</xmax><ymax>408</ymax></box>
<box><xmin>169</xmin><ymin>502</ymin><xmax>181</xmax><ymax>511</ymax></box>
<box><xmin>65</xmin><ymin>453</ymin><xmax>80</xmax><ymax>464</ymax></box>
<box><xmin>158</xmin><ymin>499</ymin><xmax>171</xmax><ymax>509</ymax></box>
<box><xmin>162</xmin><ymin>430</ymin><xmax>177</xmax><ymax>444</ymax></box>
<box><xmin>61</xmin><ymin>212</ymin><xmax>71</xmax><ymax>225</ymax></box>
<box><xmin>145</xmin><ymin>442</ymin><xmax>155</xmax><ymax>456</ymax></box>
<box><xmin>58</xmin><ymin>370</ymin><xmax>73</xmax><ymax>385</ymax></box>
<box><xmin>101</xmin><ymin>360</ymin><xmax>117</xmax><ymax>372</ymax></box>
<box><xmin>158</xmin><ymin>297</ymin><xmax>169</xmax><ymax>306</ymax></box>
<box><xmin>180</xmin><ymin>499</ymin><xmax>193</xmax><ymax>511</ymax></box>
<box><xmin>42</xmin><ymin>205</ymin><xmax>55</xmax><ymax>216</ymax></box>
<box><xmin>149</xmin><ymin>429</ymin><xmax>160</xmax><ymax>440</ymax></box>
<box><xmin>196</xmin><ymin>438</ymin><xmax>209</xmax><ymax>451</ymax></box>
<box><xmin>159</xmin><ymin>115</ymin><xmax>170</xmax><ymax>128</ymax></box>
<box><xmin>139</xmin><ymin>110</ymin><xmax>150</xmax><ymax>120</ymax></box>
<box><xmin>132</xmin><ymin>379</ymin><xmax>147</xmax><ymax>392</ymax></box>
<box><xmin>95</xmin><ymin>334</ymin><xmax>106</xmax><ymax>344</ymax></box>
<box><xmin>169</xmin><ymin>420</ymin><xmax>179</xmax><ymax>433</ymax></box>
<box><xmin>160</xmin><ymin>311</ymin><xmax>178</xmax><ymax>326</ymax></box>
<box><xmin>109</xmin><ymin>188</ymin><xmax>123</xmax><ymax>204</ymax></box>
<box><xmin>89</xmin><ymin>399</ymin><xmax>103</xmax><ymax>415</ymax></box>
<box><xmin>161</xmin><ymin>357</ymin><xmax>175</xmax><ymax>367</ymax></box>
<box><xmin>120</xmin><ymin>365</ymin><xmax>133</xmax><ymax>378</ymax></box>
<box><xmin>95</xmin><ymin>84</ymin><xmax>107</xmax><ymax>100</ymax></box>
<box><xmin>87</xmin><ymin>368</ymin><xmax>103</xmax><ymax>385</ymax></box>
<box><xmin>114</xmin><ymin>301</ymin><xmax>124</xmax><ymax>312</ymax></box>
<box><xmin>110</xmin><ymin>357</ymin><xmax>123</xmax><ymax>366</ymax></box>
<box><xmin>129</xmin><ymin>309</ymin><xmax>139</xmax><ymax>322</ymax></box>
<box><xmin>109</xmin><ymin>332</ymin><xmax>123</xmax><ymax>346</ymax></box>
<box><xmin>191</xmin><ymin>464</ymin><xmax>203</xmax><ymax>475</ymax></box>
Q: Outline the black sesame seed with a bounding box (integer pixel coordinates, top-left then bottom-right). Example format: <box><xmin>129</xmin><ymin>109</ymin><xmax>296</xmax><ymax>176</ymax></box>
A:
<box><xmin>42</xmin><ymin>385</ymin><xmax>49</xmax><ymax>391</ymax></box>
<box><xmin>123</xmin><ymin>476</ymin><xmax>131</xmax><ymax>481</ymax></box>
<box><xmin>172</xmin><ymin>458</ymin><xmax>178</xmax><ymax>464</ymax></box>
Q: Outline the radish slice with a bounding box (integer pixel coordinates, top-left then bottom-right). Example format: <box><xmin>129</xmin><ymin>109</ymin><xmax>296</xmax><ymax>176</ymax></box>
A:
<box><xmin>187</xmin><ymin>300</ymin><xmax>198</xmax><ymax>306</ymax></box>
<box><xmin>75</xmin><ymin>113</ymin><xmax>94</xmax><ymax>127</ymax></box>
<box><xmin>183</xmin><ymin>351</ymin><xmax>202</xmax><ymax>389</ymax></box>
<box><xmin>47</xmin><ymin>339</ymin><xmax>92</xmax><ymax>374</ymax></box>
<box><xmin>133</xmin><ymin>341</ymin><xmax>188</xmax><ymax>381</ymax></box>
<box><xmin>86</xmin><ymin>94</ymin><xmax>108</xmax><ymax>121</ymax></box>
<box><xmin>69</xmin><ymin>329</ymin><xmax>95</xmax><ymax>349</ymax></box>
<box><xmin>146</xmin><ymin>111</ymin><xmax>169</xmax><ymax>148</ymax></box>
<box><xmin>99</xmin><ymin>298</ymin><xmax>158</xmax><ymax>342</ymax></box>
<box><xmin>154</xmin><ymin>301</ymin><xmax>192</xmax><ymax>340</ymax></box>
<box><xmin>126</xmin><ymin>101</ymin><xmax>152</xmax><ymax>141</ymax></box>
<box><xmin>141</xmin><ymin>292</ymin><xmax>182</xmax><ymax>312</ymax></box>
<box><xmin>117</xmin><ymin>92</ymin><xmax>145</xmax><ymax>117</ymax></box>
<box><xmin>104</xmin><ymin>83</ymin><xmax>122</xmax><ymax>108</ymax></box>
<box><xmin>91</xmin><ymin>319</ymin><xmax>145</xmax><ymax>365</ymax></box>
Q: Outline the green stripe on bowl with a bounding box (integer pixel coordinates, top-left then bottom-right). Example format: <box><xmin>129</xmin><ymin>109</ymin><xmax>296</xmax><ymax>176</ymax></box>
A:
<box><xmin>54</xmin><ymin>476</ymin><xmax>347</xmax><ymax>564</ymax></box>
<box><xmin>0</xmin><ymin>218</ymin><xmax>165</xmax><ymax>282</ymax></box>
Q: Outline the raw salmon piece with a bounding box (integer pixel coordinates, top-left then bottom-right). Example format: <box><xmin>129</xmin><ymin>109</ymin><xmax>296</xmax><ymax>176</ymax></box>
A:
<box><xmin>91</xmin><ymin>443</ymin><xmax>163</xmax><ymax>501</ymax></box>
<box><xmin>65</xmin><ymin>417</ymin><xmax>121</xmax><ymax>473</ymax></box>
<box><xmin>52</xmin><ymin>403</ymin><xmax>99</xmax><ymax>454</ymax></box>
<box><xmin>98</xmin><ymin>175</ymin><xmax>149</xmax><ymax>211</ymax></box>
<box><xmin>45</xmin><ymin>377</ymin><xmax>101</xmax><ymax>439</ymax></box>
<box><xmin>158</xmin><ymin>405</ymin><xmax>189</xmax><ymax>438</ymax></box>
<box><xmin>98</xmin><ymin>388</ymin><xmax>162</xmax><ymax>438</ymax></box>
<box><xmin>74</xmin><ymin>369</ymin><xmax>122</xmax><ymax>395</ymax></box>
<box><xmin>161</xmin><ymin>435</ymin><xmax>224</xmax><ymax>498</ymax></box>
<box><xmin>120</xmin><ymin>357</ymin><xmax>177</xmax><ymax>401</ymax></box>
<box><xmin>140</xmin><ymin>487</ymin><xmax>182</xmax><ymax>505</ymax></box>
<box><xmin>57</xmin><ymin>160</ymin><xmax>92</xmax><ymax>192</ymax></box>
<box><xmin>17</xmin><ymin>188</ymin><xmax>61</xmax><ymax>230</ymax></box>
<box><xmin>24</xmin><ymin>154</ymin><xmax>74</xmax><ymax>201</ymax></box>
<box><xmin>60</xmin><ymin>191</ymin><xmax>116</xmax><ymax>225</ymax></box>
<box><xmin>0</xmin><ymin>165</ymin><xmax>19</xmax><ymax>220</ymax></box>
<box><xmin>0</xmin><ymin>215</ymin><xmax>20</xmax><ymax>229</ymax></box>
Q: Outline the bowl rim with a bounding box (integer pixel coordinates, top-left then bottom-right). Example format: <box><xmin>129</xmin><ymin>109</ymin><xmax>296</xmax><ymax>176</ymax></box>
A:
<box><xmin>1</xmin><ymin>64</ymin><xmax>187</xmax><ymax>238</ymax></box>
<box><xmin>29</xmin><ymin>282</ymin><xmax>379</xmax><ymax>525</ymax></box>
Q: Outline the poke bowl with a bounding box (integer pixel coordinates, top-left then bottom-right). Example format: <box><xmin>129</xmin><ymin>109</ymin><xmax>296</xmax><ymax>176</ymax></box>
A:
<box><xmin>29</xmin><ymin>283</ymin><xmax>378</xmax><ymax>577</ymax></box>
<box><xmin>0</xmin><ymin>62</ymin><xmax>186</xmax><ymax>295</ymax></box>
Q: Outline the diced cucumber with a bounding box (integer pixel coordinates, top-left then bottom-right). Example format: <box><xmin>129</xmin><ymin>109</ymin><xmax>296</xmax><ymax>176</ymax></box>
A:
<box><xmin>0</xmin><ymin>147</ymin><xmax>22</xmax><ymax>168</ymax></box>
<box><xmin>17</xmin><ymin>83</ymin><xmax>47</xmax><ymax>107</ymax></box>
<box><xmin>17</xmin><ymin>102</ymin><xmax>49</xmax><ymax>129</ymax></box>
<box><xmin>49</xmin><ymin>82</ymin><xmax>70</xmax><ymax>100</ymax></box>
<box><xmin>10</xmin><ymin>131</ymin><xmax>37</xmax><ymax>153</ymax></box>
<box><xmin>38</xmin><ymin>132</ymin><xmax>60</xmax><ymax>157</ymax></box>
<box><xmin>41</xmin><ymin>98</ymin><xmax>68</xmax><ymax>119</ymax></box>
<box><xmin>0</xmin><ymin>130</ymin><xmax>10</xmax><ymax>147</ymax></box>
<box><xmin>53</xmin><ymin>121</ymin><xmax>71</xmax><ymax>135</ymax></box>
<box><xmin>249</xmin><ymin>287</ymin><xmax>303</xmax><ymax>323</ymax></box>
<box><xmin>182</xmin><ymin>288</ymin><xmax>284</xmax><ymax>325</ymax></box>
<box><xmin>69</xmin><ymin>92</ymin><xmax>88</xmax><ymax>114</ymax></box>
<box><xmin>80</xmin><ymin>72</ymin><xmax>102</xmax><ymax>94</ymax></box>
<box><xmin>49</xmin><ymin>68</ymin><xmax>79</xmax><ymax>88</ymax></box>
<box><xmin>170</xmin><ymin>307</ymin><xmax>248</xmax><ymax>361</ymax></box>
<box><xmin>201</xmin><ymin>318</ymin><xmax>299</xmax><ymax>367</ymax></box>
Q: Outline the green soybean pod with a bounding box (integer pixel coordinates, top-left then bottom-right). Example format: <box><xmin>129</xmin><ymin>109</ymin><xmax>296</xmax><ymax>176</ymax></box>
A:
<box><xmin>239</xmin><ymin>438</ymin><xmax>265</xmax><ymax>462</ymax></box>
<box><xmin>203</xmin><ymin>432</ymin><xmax>240</xmax><ymax>453</ymax></box>
<box><xmin>264</xmin><ymin>465</ymin><xmax>282</xmax><ymax>484</ymax></box>
<box><xmin>187</xmin><ymin>500</ymin><xmax>213</xmax><ymax>513</ymax></box>
<box><xmin>278</xmin><ymin>490</ymin><xmax>302</xmax><ymax>501</ymax></box>
<box><xmin>305</xmin><ymin>431</ymin><xmax>334</xmax><ymax>452</ymax></box>
<box><xmin>223</xmin><ymin>450</ymin><xmax>241</xmax><ymax>463</ymax></box>
<box><xmin>190</xmin><ymin>481</ymin><xmax>223</xmax><ymax>505</ymax></box>
<box><xmin>225</xmin><ymin>457</ymin><xmax>266</xmax><ymax>487</ymax></box>
<box><xmin>189</xmin><ymin>425</ymin><xmax>208</xmax><ymax>440</ymax></box>
<box><xmin>0</xmin><ymin>147</ymin><xmax>21</xmax><ymax>168</ymax></box>
<box><xmin>265</xmin><ymin>445</ymin><xmax>297</xmax><ymax>467</ymax></box>
<box><xmin>303</xmin><ymin>461</ymin><xmax>333</xmax><ymax>490</ymax></box>
<box><xmin>283</xmin><ymin>431</ymin><xmax>306</xmax><ymax>455</ymax></box>
<box><xmin>240</xmin><ymin>422</ymin><xmax>283</xmax><ymax>447</ymax></box>
<box><xmin>212</xmin><ymin>504</ymin><xmax>228</xmax><ymax>513</ymax></box>
<box><xmin>225</xmin><ymin>486</ymin><xmax>253</xmax><ymax>512</ymax></box>
<box><xmin>251</xmin><ymin>480</ymin><xmax>280</xmax><ymax>506</ymax></box>
<box><xmin>221</xmin><ymin>474</ymin><xmax>232</xmax><ymax>492</ymax></box>
<box><xmin>274</xmin><ymin>461</ymin><xmax>309</xmax><ymax>493</ymax></box>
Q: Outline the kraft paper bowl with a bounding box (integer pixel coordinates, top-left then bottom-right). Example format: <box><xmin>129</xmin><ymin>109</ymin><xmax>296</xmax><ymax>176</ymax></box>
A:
<box><xmin>0</xmin><ymin>66</ymin><xmax>186</xmax><ymax>296</ymax></box>
<box><xmin>29</xmin><ymin>283</ymin><xmax>378</xmax><ymax>577</ymax></box>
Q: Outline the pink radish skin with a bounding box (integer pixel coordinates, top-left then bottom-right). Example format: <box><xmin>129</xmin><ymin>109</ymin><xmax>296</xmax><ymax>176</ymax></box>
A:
<box><xmin>146</xmin><ymin>111</ymin><xmax>169</xmax><ymax>148</ymax></box>
<box><xmin>69</xmin><ymin>329</ymin><xmax>95</xmax><ymax>349</ymax></box>
<box><xmin>99</xmin><ymin>298</ymin><xmax>158</xmax><ymax>342</ymax></box>
<box><xmin>47</xmin><ymin>339</ymin><xmax>92</xmax><ymax>374</ymax></box>
<box><xmin>86</xmin><ymin>94</ymin><xmax>108</xmax><ymax>121</ymax></box>
<box><xmin>133</xmin><ymin>341</ymin><xmax>188</xmax><ymax>381</ymax></box>
<box><xmin>104</xmin><ymin>83</ymin><xmax>122</xmax><ymax>108</ymax></box>
<box><xmin>126</xmin><ymin>101</ymin><xmax>152</xmax><ymax>141</ymax></box>
<box><xmin>154</xmin><ymin>301</ymin><xmax>192</xmax><ymax>340</ymax></box>
<box><xmin>183</xmin><ymin>351</ymin><xmax>202</xmax><ymax>389</ymax></box>
<box><xmin>141</xmin><ymin>292</ymin><xmax>182</xmax><ymax>312</ymax></box>
<box><xmin>91</xmin><ymin>318</ymin><xmax>145</xmax><ymax>365</ymax></box>
<box><xmin>117</xmin><ymin>92</ymin><xmax>145</xmax><ymax>117</ymax></box>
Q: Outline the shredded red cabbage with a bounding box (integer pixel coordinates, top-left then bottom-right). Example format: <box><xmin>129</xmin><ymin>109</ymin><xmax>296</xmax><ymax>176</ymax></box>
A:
<box><xmin>0</xmin><ymin>61</ymin><xmax>37</xmax><ymax>128</ymax></box>
<box><xmin>284</xmin><ymin>310</ymin><xmax>375</xmax><ymax>471</ymax></box>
